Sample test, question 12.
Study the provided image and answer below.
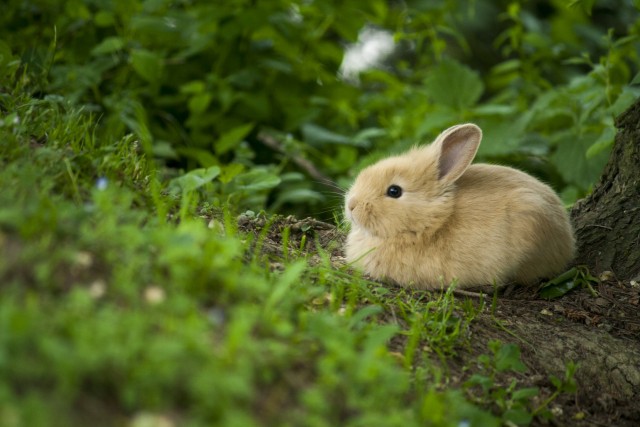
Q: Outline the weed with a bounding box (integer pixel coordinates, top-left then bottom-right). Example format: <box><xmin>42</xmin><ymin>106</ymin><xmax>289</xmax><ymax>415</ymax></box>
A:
<box><xmin>464</xmin><ymin>340</ymin><xmax>578</xmax><ymax>426</ymax></box>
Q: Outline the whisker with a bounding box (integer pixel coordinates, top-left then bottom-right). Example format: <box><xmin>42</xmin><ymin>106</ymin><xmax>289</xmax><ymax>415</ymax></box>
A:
<box><xmin>313</xmin><ymin>179</ymin><xmax>347</xmax><ymax>194</ymax></box>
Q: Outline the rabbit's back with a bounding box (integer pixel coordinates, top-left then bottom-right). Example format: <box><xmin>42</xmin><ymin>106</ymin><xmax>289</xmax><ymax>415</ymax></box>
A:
<box><xmin>438</xmin><ymin>163</ymin><xmax>575</xmax><ymax>286</ymax></box>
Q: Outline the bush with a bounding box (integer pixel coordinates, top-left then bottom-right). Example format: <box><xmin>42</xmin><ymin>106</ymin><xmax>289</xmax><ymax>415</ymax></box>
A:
<box><xmin>2</xmin><ymin>0</ymin><xmax>639</xmax><ymax>217</ymax></box>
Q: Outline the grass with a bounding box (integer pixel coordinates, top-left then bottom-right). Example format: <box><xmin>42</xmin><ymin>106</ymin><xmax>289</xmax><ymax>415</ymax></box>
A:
<box><xmin>0</xmin><ymin>81</ymin><xmax>570</xmax><ymax>427</ymax></box>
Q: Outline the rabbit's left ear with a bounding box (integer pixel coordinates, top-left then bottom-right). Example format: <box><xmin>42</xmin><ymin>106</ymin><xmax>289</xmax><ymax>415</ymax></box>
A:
<box><xmin>435</xmin><ymin>124</ymin><xmax>482</xmax><ymax>183</ymax></box>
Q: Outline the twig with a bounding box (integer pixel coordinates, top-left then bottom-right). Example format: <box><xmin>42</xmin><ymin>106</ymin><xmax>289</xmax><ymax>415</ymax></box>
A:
<box><xmin>585</xmin><ymin>224</ymin><xmax>613</xmax><ymax>230</ymax></box>
<box><xmin>256</xmin><ymin>130</ymin><xmax>334</xmax><ymax>188</ymax></box>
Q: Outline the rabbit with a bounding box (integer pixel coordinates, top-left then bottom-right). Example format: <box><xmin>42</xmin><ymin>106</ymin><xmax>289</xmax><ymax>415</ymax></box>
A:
<box><xmin>344</xmin><ymin>123</ymin><xmax>575</xmax><ymax>290</ymax></box>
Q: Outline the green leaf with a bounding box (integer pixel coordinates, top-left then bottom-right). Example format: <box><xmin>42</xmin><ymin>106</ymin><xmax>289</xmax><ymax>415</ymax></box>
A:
<box><xmin>233</xmin><ymin>169</ymin><xmax>281</xmax><ymax>192</ymax></box>
<box><xmin>551</xmin><ymin>132</ymin><xmax>610</xmax><ymax>190</ymax></box>
<box><xmin>130</xmin><ymin>49</ymin><xmax>164</xmax><ymax>84</ymax></box>
<box><xmin>215</xmin><ymin>123</ymin><xmax>254</xmax><ymax>155</ymax></box>
<box><xmin>94</xmin><ymin>10</ymin><xmax>116</xmax><ymax>27</ymax></box>
<box><xmin>91</xmin><ymin>37</ymin><xmax>125</xmax><ymax>56</ymax></box>
<box><xmin>271</xmin><ymin>189</ymin><xmax>325</xmax><ymax>209</ymax></box>
<box><xmin>466</xmin><ymin>373</ymin><xmax>493</xmax><ymax>391</ymax></box>
<box><xmin>175</xmin><ymin>147</ymin><xmax>219</xmax><ymax>167</ymax></box>
<box><xmin>473</xmin><ymin>104</ymin><xmax>517</xmax><ymax>116</ymax></box>
<box><xmin>169</xmin><ymin>166</ymin><xmax>221</xmax><ymax>193</ymax></box>
<box><xmin>348</xmin><ymin>305</ymin><xmax>384</xmax><ymax>327</ymax></box>
<box><xmin>424</xmin><ymin>59</ymin><xmax>484</xmax><ymax>109</ymax></box>
<box><xmin>503</xmin><ymin>407</ymin><xmax>533</xmax><ymax>425</ymax></box>
<box><xmin>188</xmin><ymin>92</ymin><xmax>212</xmax><ymax>115</ymax></box>
<box><xmin>218</xmin><ymin>164</ymin><xmax>245</xmax><ymax>184</ymax></box>
<box><xmin>495</xmin><ymin>343</ymin><xmax>527</xmax><ymax>373</ymax></box>
<box><xmin>586</xmin><ymin>126</ymin><xmax>614</xmax><ymax>159</ymax></box>
<box><xmin>511</xmin><ymin>387</ymin><xmax>539</xmax><ymax>400</ymax></box>
<box><xmin>539</xmin><ymin>268</ymin><xmax>580</xmax><ymax>299</ymax></box>
<box><xmin>180</xmin><ymin>80</ymin><xmax>206</xmax><ymax>94</ymax></box>
<box><xmin>539</xmin><ymin>280</ymin><xmax>577</xmax><ymax>299</ymax></box>
<box><xmin>549</xmin><ymin>375</ymin><xmax>562</xmax><ymax>389</ymax></box>
<box><xmin>302</xmin><ymin>123</ymin><xmax>367</xmax><ymax>147</ymax></box>
<box><xmin>265</xmin><ymin>261</ymin><xmax>306</xmax><ymax>312</ymax></box>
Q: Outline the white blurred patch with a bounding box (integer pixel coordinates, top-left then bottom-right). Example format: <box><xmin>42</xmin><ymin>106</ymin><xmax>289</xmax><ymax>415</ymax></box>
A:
<box><xmin>339</xmin><ymin>27</ymin><xmax>396</xmax><ymax>82</ymax></box>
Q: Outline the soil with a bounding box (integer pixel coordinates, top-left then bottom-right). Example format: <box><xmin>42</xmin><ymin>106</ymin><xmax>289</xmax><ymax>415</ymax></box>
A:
<box><xmin>238</xmin><ymin>214</ymin><xmax>640</xmax><ymax>427</ymax></box>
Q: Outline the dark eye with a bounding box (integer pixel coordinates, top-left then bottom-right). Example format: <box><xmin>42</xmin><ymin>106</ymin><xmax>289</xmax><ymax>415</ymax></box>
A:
<box><xmin>386</xmin><ymin>185</ymin><xmax>403</xmax><ymax>198</ymax></box>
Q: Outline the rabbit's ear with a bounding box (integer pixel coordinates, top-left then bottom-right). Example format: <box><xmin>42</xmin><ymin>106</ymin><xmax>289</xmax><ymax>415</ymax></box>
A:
<box><xmin>435</xmin><ymin>124</ymin><xmax>482</xmax><ymax>183</ymax></box>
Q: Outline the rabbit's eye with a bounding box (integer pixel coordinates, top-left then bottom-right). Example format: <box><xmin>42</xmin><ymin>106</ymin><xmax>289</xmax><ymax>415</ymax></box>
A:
<box><xmin>386</xmin><ymin>185</ymin><xmax>403</xmax><ymax>198</ymax></box>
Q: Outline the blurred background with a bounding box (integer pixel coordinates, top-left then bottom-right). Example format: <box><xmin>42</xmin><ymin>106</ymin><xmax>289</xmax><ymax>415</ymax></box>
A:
<box><xmin>2</xmin><ymin>0</ymin><xmax>639</xmax><ymax>218</ymax></box>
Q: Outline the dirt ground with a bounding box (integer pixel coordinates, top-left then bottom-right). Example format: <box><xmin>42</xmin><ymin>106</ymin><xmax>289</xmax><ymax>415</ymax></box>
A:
<box><xmin>237</xmin><ymin>214</ymin><xmax>640</xmax><ymax>426</ymax></box>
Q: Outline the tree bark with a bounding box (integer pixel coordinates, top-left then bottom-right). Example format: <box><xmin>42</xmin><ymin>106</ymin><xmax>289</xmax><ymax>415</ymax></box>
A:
<box><xmin>571</xmin><ymin>99</ymin><xmax>640</xmax><ymax>281</ymax></box>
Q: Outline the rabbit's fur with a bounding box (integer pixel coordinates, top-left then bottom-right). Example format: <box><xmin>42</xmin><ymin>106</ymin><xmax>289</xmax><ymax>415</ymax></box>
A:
<box><xmin>344</xmin><ymin>124</ymin><xmax>575</xmax><ymax>289</ymax></box>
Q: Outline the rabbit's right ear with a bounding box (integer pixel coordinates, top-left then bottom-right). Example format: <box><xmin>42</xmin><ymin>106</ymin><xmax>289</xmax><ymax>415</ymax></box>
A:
<box><xmin>435</xmin><ymin>124</ymin><xmax>482</xmax><ymax>183</ymax></box>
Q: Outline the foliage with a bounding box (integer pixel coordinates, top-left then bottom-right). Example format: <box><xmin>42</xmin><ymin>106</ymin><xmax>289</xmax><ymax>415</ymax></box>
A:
<box><xmin>2</xmin><ymin>0</ymin><xmax>639</xmax><ymax>217</ymax></box>
<box><xmin>465</xmin><ymin>340</ymin><xmax>578</xmax><ymax>426</ymax></box>
<box><xmin>0</xmin><ymin>91</ymin><xmax>502</xmax><ymax>426</ymax></box>
<box><xmin>538</xmin><ymin>266</ymin><xmax>599</xmax><ymax>299</ymax></box>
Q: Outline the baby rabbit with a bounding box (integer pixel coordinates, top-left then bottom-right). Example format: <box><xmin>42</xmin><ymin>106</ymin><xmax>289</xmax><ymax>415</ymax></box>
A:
<box><xmin>345</xmin><ymin>124</ymin><xmax>575</xmax><ymax>289</ymax></box>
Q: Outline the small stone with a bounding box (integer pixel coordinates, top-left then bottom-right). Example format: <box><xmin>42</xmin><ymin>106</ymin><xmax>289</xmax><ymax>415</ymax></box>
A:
<box><xmin>540</xmin><ymin>308</ymin><xmax>553</xmax><ymax>316</ymax></box>
<box><xmin>551</xmin><ymin>405</ymin><xmax>563</xmax><ymax>417</ymax></box>
<box><xmin>599</xmin><ymin>270</ymin><xmax>615</xmax><ymax>281</ymax></box>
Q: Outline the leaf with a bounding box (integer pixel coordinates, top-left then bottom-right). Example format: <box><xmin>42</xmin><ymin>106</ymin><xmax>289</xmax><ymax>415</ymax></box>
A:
<box><xmin>551</xmin><ymin>131</ymin><xmax>610</xmax><ymax>190</ymax></box>
<box><xmin>215</xmin><ymin>123</ymin><xmax>254</xmax><ymax>155</ymax></box>
<box><xmin>503</xmin><ymin>407</ymin><xmax>533</xmax><ymax>426</ymax></box>
<box><xmin>265</xmin><ymin>261</ymin><xmax>306</xmax><ymax>312</ymax></box>
<box><xmin>233</xmin><ymin>169</ymin><xmax>281</xmax><ymax>192</ymax></box>
<box><xmin>175</xmin><ymin>147</ymin><xmax>219</xmax><ymax>167</ymax></box>
<box><xmin>188</xmin><ymin>92</ymin><xmax>212</xmax><ymax>115</ymax></box>
<box><xmin>152</xmin><ymin>141</ymin><xmax>178</xmax><ymax>159</ymax></box>
<box><xmin>549</xmin><ymin>375</ymin><xmax>562</xmax><ymax>389</ymax></box>
<box><xmin>475</xmin><ymin>117</ymin><xmax>526</xmax><ymax>156</ymax></box>
<box><xmin>348</xmin><ymin>305</ymin><xmax>383</xmax><ymax>327</ymax></box>
<box><xmin>539</xmin><ymin>268</ymin><xmax>579</xmax><ymax>299</ymax></box>
<box><xmin>511</xmin><ymin>387</ymin><xmax>539</xmax><ymax>400</ymax></box>
<box><xmin>218</xmin><ymin>164</ymin><xmax>245</xmax><ymax>184</ymax></box>
<box><xmin>130</xmin><ymin>49</ymin><xmax>164</xmax><ymax>84</ymax></box>
<box><xmin>353</xmin><ymin>127</ymin><xmax>386</xmax><ymax>146</ymax></box>
<box><xmin>94</xmin><ymin>10</ymin><xmax>116</xmax><ymax>27</ymax></box>
<box><xmin>473</xmin><ymin>104</ymin><xmax>517</xmax><ymax>116</ymax></box>
<box><xmin>495</xmin><ymin>343</ymin><xmax>526</xmax><ymax>373</ymax></box>
<box><xmin>465</xmin><ymin>373</ymin><xmax>493</xmax><ymax>391</ymax></box>
<box><xmin>585</xmin><ymin>126</ymin><xmax>614</xmax><ymax>159</ymax></box>
<box><xmin>302</xmin><ymin>123</ymin><xmax>367</xmax><ymax>147</ymax></box>
<box><xmin>169</xmin><ymin>166</ymin><xmax>221</xmax><ymax>193</ymax></box>
<box><xmin>91</xmin><ymin>37</ymin><xmax>125</xmax><ymax>56</ymax></box>
<box><xmin>180</xmin><ymin>80</ymin><xmax>206</xmax><ymax>94</ymax></box>
<box><xmin>423</xmin><ymin>59</ymin><xmax>484</xmax><ymax>109</ymax></box>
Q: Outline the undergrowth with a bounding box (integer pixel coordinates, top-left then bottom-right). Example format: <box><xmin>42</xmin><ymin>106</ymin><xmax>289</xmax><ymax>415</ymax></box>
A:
<box><xmin>0</xmin><ymin>88</ymin><xmax>470</xmax><ymax>427</ymax></box>
<box><xmin>0</xmin><ymin>73</ymin><xmax>580</xmax><ymax>426</ymax></box>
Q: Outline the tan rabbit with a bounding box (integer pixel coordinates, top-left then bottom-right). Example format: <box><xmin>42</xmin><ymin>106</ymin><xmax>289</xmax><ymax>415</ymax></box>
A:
<box><xmin>344</xmin><ymin>123</ymin><xmax>575</xmax><ymax>289</ymax></box>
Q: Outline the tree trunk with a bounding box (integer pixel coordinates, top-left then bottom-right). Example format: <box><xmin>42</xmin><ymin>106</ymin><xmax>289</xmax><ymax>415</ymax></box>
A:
<box><xmin>571</xmin><ymin>99</ymin><xmax>640</xmax><ymax>281</ymax></box>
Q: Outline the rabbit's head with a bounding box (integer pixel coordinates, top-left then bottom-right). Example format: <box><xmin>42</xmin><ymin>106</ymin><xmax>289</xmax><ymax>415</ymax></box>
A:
<box><xmin>345</xmin><ymin>124</ymin><xmax>482</xmax><ymax>239</ymax></box>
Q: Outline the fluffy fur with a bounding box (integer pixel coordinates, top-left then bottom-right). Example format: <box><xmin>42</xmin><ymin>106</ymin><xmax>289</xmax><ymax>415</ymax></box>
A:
<box><xmin>344</xmin><ymin>123</ymin><xmax>575</xmax><ymax>289</ymax></box>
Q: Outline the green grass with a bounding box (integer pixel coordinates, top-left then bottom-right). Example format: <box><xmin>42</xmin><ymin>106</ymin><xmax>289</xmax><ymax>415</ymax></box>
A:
<box><xmin>0</xmin><ymin>90</ymin><xmax>508</xmax><ymax>426</ymax></box>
